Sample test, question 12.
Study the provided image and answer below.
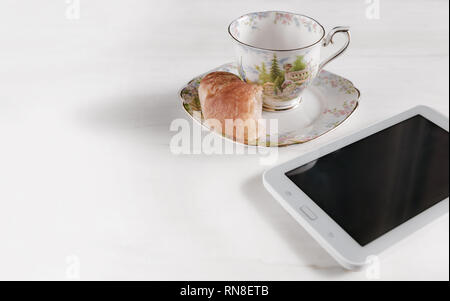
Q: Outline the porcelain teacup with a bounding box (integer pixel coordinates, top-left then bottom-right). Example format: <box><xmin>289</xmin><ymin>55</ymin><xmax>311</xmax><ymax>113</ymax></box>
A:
<box><xmin>228</xmin><ymin>11</ymin><xmax>351</xmax><ymax>111</ymax></box>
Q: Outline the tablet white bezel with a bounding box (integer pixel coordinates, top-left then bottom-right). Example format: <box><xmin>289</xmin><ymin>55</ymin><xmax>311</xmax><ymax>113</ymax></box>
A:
<box><xmin>263</xmin><ymin>106</ymin><xmax>449</xmax><ymax>269</ymax></box>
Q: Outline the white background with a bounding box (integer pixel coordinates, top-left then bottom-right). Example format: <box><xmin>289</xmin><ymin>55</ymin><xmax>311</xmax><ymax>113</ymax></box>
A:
<box><xmin>0</xmin><ymin>0</ymin><xmax>448</xmax><ymax>280</ymax></box>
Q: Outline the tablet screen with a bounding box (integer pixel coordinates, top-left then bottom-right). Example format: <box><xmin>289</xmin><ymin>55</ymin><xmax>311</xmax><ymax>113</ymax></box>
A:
<box><xmin>286</xmin><ymin>115</ymin><xmax>449</xmax><ymax>246</ymax></box>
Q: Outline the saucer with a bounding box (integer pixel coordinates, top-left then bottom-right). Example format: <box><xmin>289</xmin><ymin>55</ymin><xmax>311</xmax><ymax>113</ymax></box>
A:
<box><xmin>179</xmin><ymin>63</ymin><xmax>360</xmax><ymax>147</ymax></box>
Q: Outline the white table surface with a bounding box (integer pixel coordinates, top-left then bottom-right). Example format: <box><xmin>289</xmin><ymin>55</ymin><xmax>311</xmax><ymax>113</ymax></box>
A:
<box><xmin>0</xmin><ymin>0</ymin><xmax>448</xmax><ymax>281</ymax></box>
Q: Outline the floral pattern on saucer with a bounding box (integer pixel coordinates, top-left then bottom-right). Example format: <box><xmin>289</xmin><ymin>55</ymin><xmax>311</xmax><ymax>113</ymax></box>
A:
<box><xmin>180</xmin><ymin>63</ymin><xmax>360</xmax><ymax>147</ymax></box>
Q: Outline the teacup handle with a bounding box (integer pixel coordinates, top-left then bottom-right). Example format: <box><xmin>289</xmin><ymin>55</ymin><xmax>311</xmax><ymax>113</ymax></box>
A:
<box><xmin>319</xmin><ymin>26</ymin><xmax>351</xmax><ymax>71</ymax></box>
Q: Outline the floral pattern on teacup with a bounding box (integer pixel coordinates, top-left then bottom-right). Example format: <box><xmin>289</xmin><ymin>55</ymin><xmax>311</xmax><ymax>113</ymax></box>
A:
<box><xmin>230</xmin><ymin>11</ymin><xmax>321</xmax><ymax>39</ymax></box>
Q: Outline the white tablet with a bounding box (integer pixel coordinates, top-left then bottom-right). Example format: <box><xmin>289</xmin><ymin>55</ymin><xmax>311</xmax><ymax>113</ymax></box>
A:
<box><xmin>263</xmin><ymin>106</ymin><xmax>449</xmax><ymax>270</ymax></box>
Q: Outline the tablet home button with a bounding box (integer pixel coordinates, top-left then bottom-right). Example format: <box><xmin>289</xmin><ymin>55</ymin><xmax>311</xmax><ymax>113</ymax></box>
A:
<box><xmin>300</xmin><ymin>206</ymin><xmax>317</xmax><ymax>220</ymax></box>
